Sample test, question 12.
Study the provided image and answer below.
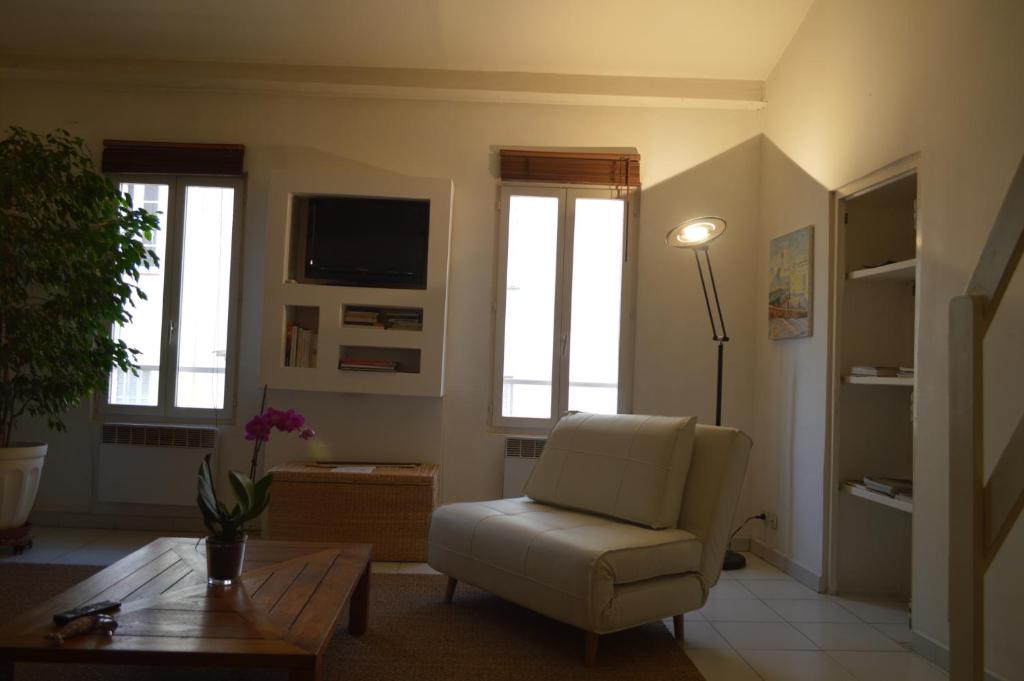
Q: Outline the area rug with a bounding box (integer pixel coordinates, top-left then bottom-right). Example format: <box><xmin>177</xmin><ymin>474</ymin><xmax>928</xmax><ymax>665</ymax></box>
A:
<box><xmin>0</xmin><ymin>564</ymin><xmax>704</xmax><ymax>680</ymax></box>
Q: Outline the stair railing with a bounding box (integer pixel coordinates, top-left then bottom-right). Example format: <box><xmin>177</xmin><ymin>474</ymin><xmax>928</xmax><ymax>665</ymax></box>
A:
<box><xmin>949</xmin><ymin>153</ymin><xmax>1024</xmax><ymax>680</ymax></box>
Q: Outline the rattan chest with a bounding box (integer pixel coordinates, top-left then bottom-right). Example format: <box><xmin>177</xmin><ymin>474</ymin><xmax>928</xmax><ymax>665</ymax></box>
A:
<box><xmin>265</xmin><ymin>462</ymin><xmax>439</xmax><ymax>561</ymax></box>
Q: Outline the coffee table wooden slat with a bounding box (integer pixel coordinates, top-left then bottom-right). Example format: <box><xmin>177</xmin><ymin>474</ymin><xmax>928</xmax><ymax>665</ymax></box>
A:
<box><xmin>0</xmin><ymin>538</ymin><xmax>372</xmax><ymax>681</ymax></box>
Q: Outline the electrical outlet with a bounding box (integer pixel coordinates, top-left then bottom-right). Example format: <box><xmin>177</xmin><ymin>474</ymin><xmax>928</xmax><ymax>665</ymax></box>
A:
<box><xmin>765</xmin><ymin>511</ymin><xmax>779</xmax><ymax>530</ymax></box>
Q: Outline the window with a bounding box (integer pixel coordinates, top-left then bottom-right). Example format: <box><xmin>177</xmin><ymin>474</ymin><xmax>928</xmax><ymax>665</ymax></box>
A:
<box><xmin>104</xmin><ymin>175</ymin><xmax>244</xmax><ymax>421</ymax></box>
<box><xmin>492</xmin><ymin>185</ymin><xmax>631</xmax><ymax>429</ymax></box>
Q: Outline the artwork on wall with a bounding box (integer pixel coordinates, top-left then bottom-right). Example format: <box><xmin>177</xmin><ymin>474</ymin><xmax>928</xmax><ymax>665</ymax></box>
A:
<box><xmin>769</xmin><ymin>225</ymin><xmax>813</xmax><ymax>339</ymax></box>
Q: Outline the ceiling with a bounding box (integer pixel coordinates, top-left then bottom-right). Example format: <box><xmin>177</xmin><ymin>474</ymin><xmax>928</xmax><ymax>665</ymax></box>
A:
<box><xmin>0</xmin><ymin>0</ymin><xmax>813</xmax><ymax>81</ymax></box>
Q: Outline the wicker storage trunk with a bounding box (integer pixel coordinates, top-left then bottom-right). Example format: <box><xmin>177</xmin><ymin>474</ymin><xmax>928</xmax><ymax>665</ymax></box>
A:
<box><xmin>265</xmin><ymin>462</ymin><xmax>439</xmax><ymax>561</ymax></box>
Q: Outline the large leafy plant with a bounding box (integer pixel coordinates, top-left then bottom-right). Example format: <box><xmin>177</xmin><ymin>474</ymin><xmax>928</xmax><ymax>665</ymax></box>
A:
<box><xmin>0</xmin><ymin>127</ymin><xmax>159</xmax><ymax>447</ymax></box>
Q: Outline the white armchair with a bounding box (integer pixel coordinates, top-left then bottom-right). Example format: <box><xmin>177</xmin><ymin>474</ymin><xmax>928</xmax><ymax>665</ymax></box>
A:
<box><xmin>428</xmin><ymin>412</ymin><xmax>751</xmax><ymax>664</ymax></box>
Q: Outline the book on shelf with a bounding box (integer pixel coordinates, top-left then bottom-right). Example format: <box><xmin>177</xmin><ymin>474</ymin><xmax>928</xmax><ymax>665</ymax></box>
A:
<box><xmin>897</xmin><ymin>367</ymin><xmax>914</xmax><ymax>378</ymax></box>
<box><xmin>849</xmin><ymin>366</ymin><xmax>899</xmax><ymax>377</ymax></box>
<box><xmin>339</xmin><ymin>357</ymin><xmax>398</xmax><ymax>372</ymax></box>
<box><xmin>285</xmin><ymin>325</ymin><xmax>318</xmax><ymax>368</ymax></box>
<box><xmin>862</xmin><ymin>476</ymin><xmax>913</xmax><ymax>497</ymax></box>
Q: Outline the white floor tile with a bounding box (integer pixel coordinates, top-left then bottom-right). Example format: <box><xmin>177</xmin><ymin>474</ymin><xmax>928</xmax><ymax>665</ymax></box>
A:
<box><xmin>0</xmin><ymin>526</ymin><xmax>109</xmax><ymax>564</ymax></box>
<box><xmin>763</xmin><ymin>599</ymin><xmax>861</xmax><ymax>623</ymax></box>
<box><xmin>701</xmin><ymin>598</ymin><xmax>784</xmax><ymax>622</ymax></box>
<box><xmin>661</xmin><ymin>620</ymin><xmax>731</xmax><ymax>649</ymax></box>
<box><xmin>684</xmin><ymin>608</ymin><xmax>705</xmax><ymax>622</ymax></box>
<box><xmin>707</xmin><ymin>580</ymin><xmax>757</xmax><ymax>599</ymax></box>
<box><xmin>713</xmin><ymin>622</ymin><xmax>818</xmax><ymax>650</ymax></box>
<box><xmin>742</xmin><ymin>578</ymin><xmax>824</xmax><ymax>600</ymax></box>
<box><xmin>686</xmin><ymin>648</ymin><xmax>763</xmax><ymax>681</ymax></box>
<box><xmin>871</xmin><ymin>622</ymin><xmax>913</xmax><ymax>646</ymax></box>
<box><xmin>793</xmin><ymin>622</ymin><xmax>905</xmax><ymax>651</ymax></box>
<box><xmin>828</xmin><ymin>651</ymin><xmax>948</xmax><ymax>681</ymax></box>
<box><xmin>85</xmin><ymin>530</ymin><xmax>165</xmax><ymax>548</ymax></box>
<box><xmin>398</xmin><ymin>562</ymin><xmax>440</xmax><ymax>575</ymax></box>
<box><xmin>740</xmin><ymin>649</ymin><xmax>859</xmax><ymax>681</ymax></box>
<box><xmin>831</xmin><ymin>597</ymin><xmax>909</xmax><ymax>624</ymax></box>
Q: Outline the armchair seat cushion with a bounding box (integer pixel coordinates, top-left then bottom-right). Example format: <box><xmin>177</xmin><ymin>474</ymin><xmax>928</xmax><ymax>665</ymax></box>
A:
<box><xmin>429</xmin><ymin>497</ymin><xmax>702</xmax><ymax>598</ymax></box>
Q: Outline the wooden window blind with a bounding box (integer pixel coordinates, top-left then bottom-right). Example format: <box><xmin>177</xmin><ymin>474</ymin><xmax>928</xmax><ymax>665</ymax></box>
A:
<box><xmin>102</xmin><ymin>140</ymin><xmax>245</xmax><ymax>176</ymax></box>
<box><xmin>499</xmin><ymin>149</ymin><xmax>640</xmax><ymax>187</ymax></box>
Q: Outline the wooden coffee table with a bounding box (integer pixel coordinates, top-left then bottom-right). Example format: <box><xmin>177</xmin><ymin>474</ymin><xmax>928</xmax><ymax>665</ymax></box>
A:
<box><xmin>0</xmin><ymin>537</ymin><xmax>371</xmax><ymax>681</ymax></box>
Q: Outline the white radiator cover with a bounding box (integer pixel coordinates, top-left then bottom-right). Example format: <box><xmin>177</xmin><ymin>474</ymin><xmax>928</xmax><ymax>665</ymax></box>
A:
<box><xmin>97</xmin><ymin>425</ymin><xmax>217</xmax><ymax>506</ymax></box>
<box><xmin>502</xmin><ymin>436</ymin><xmax>545</xmax><ymax>498</ymax></box>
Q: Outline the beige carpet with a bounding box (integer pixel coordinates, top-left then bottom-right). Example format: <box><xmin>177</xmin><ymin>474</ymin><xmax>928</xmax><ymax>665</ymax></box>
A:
<box><xmin>0</xmin><ymin>564</ymin><xmax>704</xmax><ymax>680</ymax></box>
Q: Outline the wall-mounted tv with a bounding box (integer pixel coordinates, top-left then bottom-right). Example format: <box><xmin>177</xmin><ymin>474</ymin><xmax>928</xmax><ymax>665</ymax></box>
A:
<box><xmin>303</xmin><ymin>196</ymin><xmax>430</xmax><ymax>290</ymax></box>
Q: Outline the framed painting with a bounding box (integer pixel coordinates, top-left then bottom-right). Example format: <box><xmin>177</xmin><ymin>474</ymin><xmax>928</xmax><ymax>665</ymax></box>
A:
<box><xmin>769</xmin><ymin>225</ymin><xmax>813</xmax><ymax>339</ymax></box>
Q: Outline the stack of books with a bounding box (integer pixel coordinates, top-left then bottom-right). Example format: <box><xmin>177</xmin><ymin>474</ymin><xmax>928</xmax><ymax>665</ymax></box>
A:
<box><xmin>285</xmin><ymin>325</ymin><xmax>317</xmax><ymax>368</ymax></box>
<box><xmin>897</xmin><ymin>367</ymin><xmax>914</xmax><ymax>378</ymax></box>
<box><xmin>338</xmin><ymin>358</ymin><xmax>398</xmax><ymax>373</ymax></box>
<box><xmin>863</xmin><ymin>475</ymin><xmax>913</xmax><ymax>499</ymax></box>
<box><xmin>382</xmin><ymin>309</ymin><xmax>423</xmax><ymax>331</ymax></box>
<box><xmin>344</xmin><ymin>309</ymin><xmax>383</xmax><ymax>327</ymax></box>
<box><xmin>849</xmin><ymin>365</ymin><xmax>900</xmax><ymax>377</ymax></box>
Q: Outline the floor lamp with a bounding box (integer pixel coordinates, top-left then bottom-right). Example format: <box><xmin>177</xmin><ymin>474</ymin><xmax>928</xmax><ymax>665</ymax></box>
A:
<box><xmin>666</xmin><ymin>216</ymin><xmax>746</xmax><ymax>571</ymax></box>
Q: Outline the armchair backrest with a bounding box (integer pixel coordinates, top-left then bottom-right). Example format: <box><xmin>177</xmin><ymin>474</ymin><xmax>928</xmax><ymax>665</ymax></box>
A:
<box><xmin>676</xmin><ymin>425</ymin><xmax>752</xmax><ymax>588</ymax></box>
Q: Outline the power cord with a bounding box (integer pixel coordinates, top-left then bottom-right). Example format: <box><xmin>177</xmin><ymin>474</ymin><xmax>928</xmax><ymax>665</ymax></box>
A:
<box><xmin>723</xmin><ymin>512</ymin><xmax>767</xmax><ymax>571</ymax></box>
<box><xmin>730</xmin><ymin>512</ymin><xmax>768</xmax><ymax>541</ymax></box>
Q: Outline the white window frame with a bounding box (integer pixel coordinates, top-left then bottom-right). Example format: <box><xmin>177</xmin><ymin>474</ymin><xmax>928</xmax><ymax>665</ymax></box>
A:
<box><xmin>97</xmin><ymin>174</ymin><xmax>245</xmax><ymax>424</ymax></box>
<box><xmin>491</xmin><ymin>183</ymin><xmax>637</xmax><ymax>431</ymax></box>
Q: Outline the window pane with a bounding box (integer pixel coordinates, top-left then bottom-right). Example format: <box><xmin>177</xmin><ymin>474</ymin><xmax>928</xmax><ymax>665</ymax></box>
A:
<box><xmin>567</xmin><ymin>198</ymin><xmax>624</xmax><ymax>414</ymax></box>
<box><xmin>501</xmin><ymin>195</ymin><xmax>559</xmax><ymax>418</ymax></box>
<box><xmin>108</xmin><ymin>183</ymin><xmax>169</xmax><ymax>406</ymax></box>
<box><xmin>174</xmin><ymin>186</ymin><xmax>235</xmax><ymax>409</ymax></box>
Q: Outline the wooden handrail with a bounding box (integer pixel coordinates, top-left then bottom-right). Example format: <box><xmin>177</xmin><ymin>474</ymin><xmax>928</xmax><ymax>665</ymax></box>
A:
<box><xmin>965</xmin><ymin>157</ymin><xmax>1024</xmax><ymax>325</ymax></box>
<box><xmin>949</xmin><ymin>152</ymin><xmax>1024</xmax><ymax>681</ymax></box>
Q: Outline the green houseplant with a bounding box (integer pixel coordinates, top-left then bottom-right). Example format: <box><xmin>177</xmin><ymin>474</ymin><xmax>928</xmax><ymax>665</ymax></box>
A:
<box><xmin>197</xmin><ymin>403</ymin><xmax>314</xmax><ymax>584</ymax></box>
<box><xmin>0</xmin><ymin>127</ymin><xmax>159</xmax><ymax>531</ymax></box>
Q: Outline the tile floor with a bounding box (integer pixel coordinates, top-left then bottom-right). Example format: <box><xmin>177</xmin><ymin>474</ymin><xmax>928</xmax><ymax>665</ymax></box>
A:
<box><xmin>2</xmin><ymin>528</ymin><xmax>948</xmax><ymax>681</ymax></box>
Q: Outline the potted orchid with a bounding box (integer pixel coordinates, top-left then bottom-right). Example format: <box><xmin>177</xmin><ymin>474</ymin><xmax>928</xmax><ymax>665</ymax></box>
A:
<box><xmin>197</xmin><ymin>400</ymin><xmax>314</xmax><ymax>585</ymax></box>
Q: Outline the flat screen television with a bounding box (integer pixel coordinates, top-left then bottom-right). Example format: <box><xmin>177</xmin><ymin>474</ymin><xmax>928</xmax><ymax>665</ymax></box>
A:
<box><xmin>303</xmin><ymin>196</ymin><xmax>430</xmax><ymax>289</ymax></box>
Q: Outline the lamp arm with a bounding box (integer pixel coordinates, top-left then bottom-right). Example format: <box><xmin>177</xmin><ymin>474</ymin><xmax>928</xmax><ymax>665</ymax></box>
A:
<box><xmin>703</xmin><ymin>249</ymin><xmax>729</xmax><ymax>342</ymax></box>
<box><xmin>693</xmin><ymin>249</ymin><xmax>721</xmax><ymax>341</ymax></box>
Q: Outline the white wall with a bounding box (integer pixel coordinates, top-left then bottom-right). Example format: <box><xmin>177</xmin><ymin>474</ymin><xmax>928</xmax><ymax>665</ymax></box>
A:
<box><xmin>761</xmin><ymin>0</ymin><xmax>1024</xmax><ymax>676</ymax></box>
<box><xmin>752</xmin><ymin>139</ymin><xmax>829</xmax><ymax>577</ymax></box>
<box><xmin>0</xmin><ymin>77</ymin><xmax>763</xmax><ymax>517</ymax></box>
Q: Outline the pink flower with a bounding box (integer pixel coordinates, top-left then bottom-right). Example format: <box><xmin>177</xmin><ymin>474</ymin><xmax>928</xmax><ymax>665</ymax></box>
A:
<box><xmin>262</xmin><ymin>407</ymin><xmax>306</xmax><ymax>433</ymax></box>
<box><xmin>244</xmin><ymin>414</ymin><xmax>271</xmax><ymax>441</ymax></box>
<box><xmin>247</xmin><ymin>407</ymin><xmax>313</xmax><ymax>442</ymax></box>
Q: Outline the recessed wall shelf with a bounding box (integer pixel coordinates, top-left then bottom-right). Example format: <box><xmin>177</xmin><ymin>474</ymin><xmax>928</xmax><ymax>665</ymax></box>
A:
<box><xmin>828</xmin><ymin>160</ymin><xmax>917</xmax><ymax>602</ymax></box>
<box><xmin>342</xmin><ymin>305</ymin><xmax>423</xmax><ymax>331</ymax></box>
<box><xmin>283</xmin><ymin>305</ymin><xmax>319</xmax><ymax>368</ymax></box>
<box><xmin>841</xmin><ymin>481</ymin><xmax>913</xmax><ymax>514</ymax></box>
<box><xmin>339</xmin><ymin>345</ymin><xmax>421</xmax><ymax>374</ymax></box>
<box><xmin>847</xmin><ymin>258</ymin><xmax>916</xmax><ymax>281</ymax></box>
<box><xmin>842</xmin><ymin>375</ymin><xmax>914</xmax><ymax>387</ymax></box>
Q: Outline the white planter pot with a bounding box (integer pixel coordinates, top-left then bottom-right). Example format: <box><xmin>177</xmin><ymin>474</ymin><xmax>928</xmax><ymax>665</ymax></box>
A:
<box><xmin>0</xmin><ymin>443</ymin><xmax>47</xmax><ymax>529</ymax></box>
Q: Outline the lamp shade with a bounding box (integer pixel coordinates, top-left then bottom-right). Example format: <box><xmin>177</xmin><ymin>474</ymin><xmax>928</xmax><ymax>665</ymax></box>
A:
<box><xmin>666</xmin><ymin>216</ymin><xmax>727</xmax><ymax>249</ymax></box>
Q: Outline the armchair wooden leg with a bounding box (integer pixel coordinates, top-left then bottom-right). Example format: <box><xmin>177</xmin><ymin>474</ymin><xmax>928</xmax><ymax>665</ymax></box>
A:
<box><xmin>673</xmin><ymin>615</ymin><xmax>684</xmax><ymax>641</ymax></box>
<box><xmin>584</xmin><ymin>632</ymin><xmax>600</xmax><ymax>666</ymax></box>
<box><xmin>444</xmin><ymin>576</ymin><xmax>457</xmax><ymax>603</ymax></box>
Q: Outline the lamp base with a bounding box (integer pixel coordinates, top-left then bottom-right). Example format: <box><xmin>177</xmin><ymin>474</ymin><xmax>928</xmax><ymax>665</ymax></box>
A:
<box><xmin>722</xmin><ymin>549</ymin><xmax>747</xmax><ymax>571</ymax></box>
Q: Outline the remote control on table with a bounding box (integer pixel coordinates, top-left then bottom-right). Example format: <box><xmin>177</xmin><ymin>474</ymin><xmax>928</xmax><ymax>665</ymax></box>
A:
<box><xmin>52</xmin><ymin>601</ymin><xmax>121</xmax><ymax>625</ymax></box>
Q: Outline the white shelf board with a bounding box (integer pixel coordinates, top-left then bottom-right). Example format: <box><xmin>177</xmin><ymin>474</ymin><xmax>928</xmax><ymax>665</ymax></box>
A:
<box><xmin>843</xmin><ymin>375</ymin><xmax>914</xmax><ymax>386</ymax></box>
<box><xmin>847</xmin><ymin>258</ymin><xmax>916</xmax><ymax>281</ymax></box>
<box><xmin>841</xmin><ymin>481</ymin><xmax>913</xmax><ymax>513</ymax></box>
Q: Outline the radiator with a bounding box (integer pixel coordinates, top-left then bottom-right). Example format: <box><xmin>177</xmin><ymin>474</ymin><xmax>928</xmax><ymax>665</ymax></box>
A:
<box><xmin>97</xmin><ymin>424</ymin><xmax>217</xmax><ymax>506</ymax></box>
<box><xmin>502</xmin><ymin>436</ymin><xmax>545</xmax><ymax>498</ymax></box>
